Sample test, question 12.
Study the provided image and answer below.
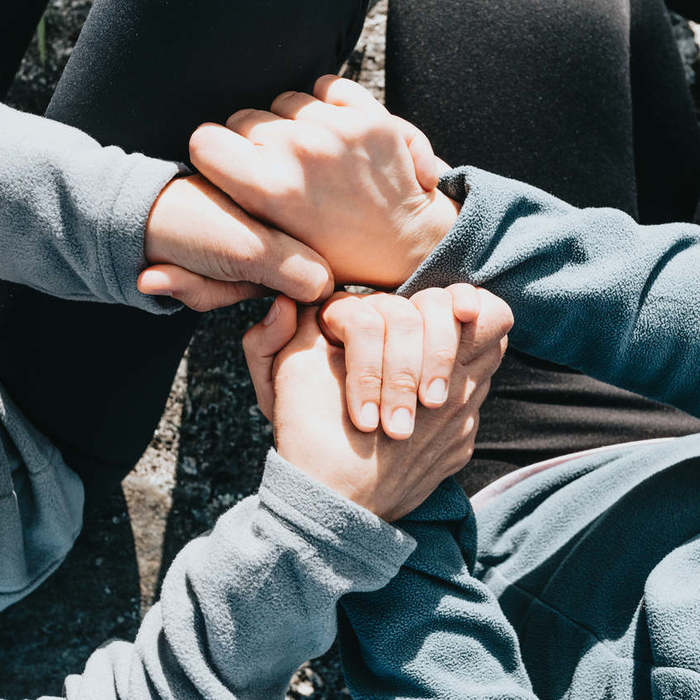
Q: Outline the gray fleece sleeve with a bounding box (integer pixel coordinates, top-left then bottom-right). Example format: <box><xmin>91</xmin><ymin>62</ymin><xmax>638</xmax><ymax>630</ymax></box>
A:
<box><xmin>58</xmin><ymin>449</ymin><xmax>415</xmax><ymax>699</ymax></box>
<box><xmin>399</xmin><ymin>166</ymin><xmax>700</xmax><ymax>417</ymax></box>
<box><xmin>0</xmin><ymin>103</ymin><xmax>184</xmax><ymax>313</ymax></box>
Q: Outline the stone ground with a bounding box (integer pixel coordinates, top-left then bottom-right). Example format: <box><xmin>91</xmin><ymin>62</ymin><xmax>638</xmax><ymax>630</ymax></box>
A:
<box><xmin>0</xmin><ymin>3</ymin><xmax>698</xmax><ymax>699</ymax></box>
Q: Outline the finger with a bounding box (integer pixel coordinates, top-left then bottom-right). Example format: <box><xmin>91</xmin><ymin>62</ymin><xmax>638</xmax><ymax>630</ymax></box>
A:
<box><xmin>392</xmin><ymin>116</ymin><xmax>440</xmax><ymax>191</ymax></box>
<box><xmin>446</xmin><ymin>283</ymin><xmax>481</xmax><ymax>323</ymax></box>
<box><xmin>365</xmin><ymin>294</ymin><xmax>423</xmax><ymax>439</ymax></box>
<box><xmin>410</xmin><ymin>288</ymin><xmax>460</xmax><ymax>408</ymax></box>
<box><xmin>138</xmin><ymin>264</ymin><xmax>267</xmax><ymax>312</ymax></box>
<box><xmin>435</xmin><ymin>156</ymin><xmax>452</xmax><ymax>175</ymax></box>
<box><xmin>250</xmin><ymin>226</ymin><xmax>335</xmax><ymax>303</ymax></box>
<box><xmin>313</xmin><ymin>74</ymin><xmax>387</xmax><ymax>115</ymax></box>
<box><xmin>319</xmin><ymin>293</ymin><xmax>385</xmax><ymax>431</ymax></box>
<box><xmin>458</xmin><ymin>289</ymin><xmax>513</xmax><ymax>362</ymax></box>
<box><xmin>189</xmin><ymin>123</ymin><xmax>266</xmax><ymax>218</ymax></box>
<box><xmin>242</xmin><ymin>296</ymin><xmax>298</xmax><ymax>420</ymax></box>
<box><xmin>270</xmin><ymin>90</ymin><xmax>343</xmax><ymax>123</ymax></box>
<box><xmin>225</xmin><ymin>108</ymin><xmax>287</xmax><ymax>143</ymax></box>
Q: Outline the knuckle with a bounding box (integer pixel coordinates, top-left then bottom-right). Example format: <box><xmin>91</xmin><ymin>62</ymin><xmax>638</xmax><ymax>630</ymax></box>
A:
<box><xmin>430</xmin><ymin>347</ymin><xmax>458</xmax><ymax>366</ymax></box>
<box><xmin>347</xmin><ymin>307</ymin><xmax>385</xmax><ymax>338</ymax></box>
<box><xmin>385</xmin><ymin>370</ymin><xmax>420</xmax><ymax>393</ymax></box>
<box><xmin>500</xmin><ymin>334</ymin><xmax>510</xmax><ymax>356</ymax></box>
<box><xmin>187</xmin><ymin>294</ymin><xmax>212</xmax><ymax>313</ymax></box>
<box><xmin>499</xmin><ymin>303</ymin><xmax>515</xmax><ymax>334</ymax></box>
<box><xmin>188</xmin><ymin>123</ymin><xmax>216</xmax><ymax>161</ymax></box>
<box><xmin>415</xmin><ymin>286</ymin><xmax>451</xmax><ymax>306</ymax></box>
<box><xmin>354</xmin><ymin>371</ymin><xmax>383</xmax><ymax>392</ymax></box>
<box><xmin>273</xmin><ymin>90</ymin><xmax>299</xmax><ymax>105</ymax></box>
<box><xmin>229</xmin><ymin>107</ymin><xmax>256</xmax><ymax>124</ymax></box>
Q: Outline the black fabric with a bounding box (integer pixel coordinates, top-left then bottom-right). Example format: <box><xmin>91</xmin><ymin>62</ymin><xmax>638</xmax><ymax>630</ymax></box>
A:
<box><xmin>0</xmin><ymin>0</ymin><xmax>368</xmax><ymax>493</ymax></box>
<box><xmin>666</xmin><ymin>0</ymin><xmax>700</xmax><ymax>21</ymax></box>
<box><xmin>386</xmin><ymin>0</ymin><xmax>700</xmax><ymax>483</ymax></box>
<box><xmin>0</xmin><ymin>1</ymin><xmax>48</xmax><ymax>98</ymax></box>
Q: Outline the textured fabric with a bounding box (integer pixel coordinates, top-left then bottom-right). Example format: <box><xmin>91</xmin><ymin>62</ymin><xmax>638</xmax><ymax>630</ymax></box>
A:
<box><xmin>0</xmin><ymin>0</ymin><xmax>369</xmax><ymax>493</ymax></box>
<box><xmin>0</xmin><ymin>390</ymin><xmax>83</xmax><ymax>612</ymax></box>
<box><xmin>387</xmin><ymin>0</ymin><xmax>700</xmax><ymax>478</ymax></box>
<box><xmin>0</xmin><ymin>99</ymin><xmax>189</xmax><ymax>611</ymax></box>
<box><xmin>474</xmin><ymin>435</ymin><xmax>700</xmax><ymax>700</ymax></box>
<box><xmin>0</xmin><ymin>102</ymin><xmax>183</xmax><ymax>313</ymax></box>
<box><xmin>400</xmin><ymin>166</ymin><xmax>700</xmax><ymax>418</ymax></box>
<box><xmin>57</xmin><ymin>450</ymin><xmax>416</xmax><ymax>699</ymax></box>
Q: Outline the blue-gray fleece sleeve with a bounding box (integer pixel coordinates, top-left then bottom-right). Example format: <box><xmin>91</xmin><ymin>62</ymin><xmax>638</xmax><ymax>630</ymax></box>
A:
<box><xmin>0</xmin><ymin>103</ymin><xmax>183</xmax><ymax>313</ymax></box>
<box><xmin>57</xmin><ymin>449</ymin><xmax>416</xmax><ymax>699</ymax></box>
<box><xmin>400</xmin><ymin>166</ymin><xmax>700</xmax><ymax>417</ymax></box>
<box><xmin>339</xmin><ymin>478</ymin><xmax>536</xmax><ymax>699</ymax></box>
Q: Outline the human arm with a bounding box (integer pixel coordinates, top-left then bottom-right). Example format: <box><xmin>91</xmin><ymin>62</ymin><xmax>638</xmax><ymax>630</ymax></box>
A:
<box><xmin>49</xmin><ymin>290</ymin><xmax>506</xmax><ymax>697</ymax></box>
<box><xmin>399</xmin><ymin>166</ymin><xmax>700</xmax><ymax>417</ymax></box>
<box><xmin>0</xmin><ymin>104</ymin><xmax>332</xmax><ymax>312</ymax></box>
<box><xmin>339</xmin><ymin>483</ymin><xmax>537</xmax><ymax>700</ymax></box>
<box><xmin>57</xmin><ymin>449</ymin><xmax>414</xmax><ymax>699</ymax></box>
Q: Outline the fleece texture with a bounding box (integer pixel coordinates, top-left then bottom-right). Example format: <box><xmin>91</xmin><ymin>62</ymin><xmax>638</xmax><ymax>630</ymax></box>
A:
<box><xmin>0</xmin><ymin>103</ymin><xmax>183</xmax><ymax>313</ymax></box>
<box><xmin>30</xmin><ymin>167</ymin><xmax>700</xmax><ymax>699</ymax></box>
<box><xmin>58</xmin><ymin>449</ymin><xmax>416</xmax><ymax>700</ymax></box>
<box><xmin>400</xmin><ymin>166</ymin><xmax>700</xmax><ymax>417</ymax></box>
<box><xmin>0</xmin><ymin>101</ymin><xmax>186</xmax><ymax>609</ymax></box>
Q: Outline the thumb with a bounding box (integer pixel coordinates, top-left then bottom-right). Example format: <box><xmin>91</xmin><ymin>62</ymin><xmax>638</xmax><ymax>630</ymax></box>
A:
<box><xmin>138</xmin><ymin>264</ymin><xmax>267</xmax><ymax>311</ymax></box>
<box><xmin>392</xmin><ymin>115</ymin><xmax>440</xmax><ymax>191</ymax></box>
<box><xmin>242</xmin><ymin>296</ymin><xmax>298</xmax><ymax>420</ymax></box>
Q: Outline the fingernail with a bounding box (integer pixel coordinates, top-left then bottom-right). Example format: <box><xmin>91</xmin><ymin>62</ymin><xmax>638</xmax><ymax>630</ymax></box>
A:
<box><xmin>389</xmin><ymin>407</ymin><xmax>413</xmax><ymax>436</ymax></box>
<box><xmin>426</xmin><ymin>378</ymin><xmax>448</xmax><ymax>404</ymax></box>
<box><xmin>141</xmin><ymin>270</ymin><xmax>172</xmax><ymax>295</ymax></box>
<box><xmin>359</xmin><ymin>402</ymin><xmax>379</xmax><ymax>429</ymax></box>
<box><xmin>262</xmin><ymin>299</ymin><xmax>280</xmax><ymax>326</ymax></box>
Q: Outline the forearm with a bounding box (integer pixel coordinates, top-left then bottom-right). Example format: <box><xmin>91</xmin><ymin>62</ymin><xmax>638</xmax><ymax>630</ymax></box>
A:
<box><xmin>399</xmin><ymin>166</ymin><xmax>700</xmax><ymax>416</ymax></box>
<box><xmin>59</xmin><ymin>450</ymin><xmax>415</xmax><ymax>699</ymax></box>
<box><xmin>339</xmin><ymin>478</ymin><xmax>536</xmax><ymax>699</ymax></box>
<box><xmin>0</xmin><ymin>103</ymin><xmax>183</xmax><ymax>313</ymax></box>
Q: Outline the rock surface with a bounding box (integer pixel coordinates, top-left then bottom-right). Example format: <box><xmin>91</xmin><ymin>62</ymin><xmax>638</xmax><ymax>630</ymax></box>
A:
<box><xmin>0</xmin><ymin>3</ymin><xmax>697</xmax><ymax>699</ymax></box>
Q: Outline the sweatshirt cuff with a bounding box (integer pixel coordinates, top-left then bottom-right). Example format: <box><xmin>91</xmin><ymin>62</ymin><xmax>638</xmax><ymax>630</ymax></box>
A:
<box><xmin>398</xmin><ymin>165</ymin><xmax>515</xmax><ymax>297</ymax></box>
<box><xmin>97</xmin><ymin>153</ymin><xmax>188</xmax><ymax>315</ymax></box>
<box><xmin>259</xmin><ymin>448</ymin><xmax>416</xmax><ymax>580</ymax></box>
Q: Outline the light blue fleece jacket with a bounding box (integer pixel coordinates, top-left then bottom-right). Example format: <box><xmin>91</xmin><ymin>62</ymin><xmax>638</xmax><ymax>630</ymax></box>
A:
<box><xmin>0</xmin><ymin>103</ymin><xmax>182</xmax><ymax>609</ymax></box>
<box><xmin>1</xmin><ymin>102</ymin><xmax>698</xmax><ymax>698</ymax></box>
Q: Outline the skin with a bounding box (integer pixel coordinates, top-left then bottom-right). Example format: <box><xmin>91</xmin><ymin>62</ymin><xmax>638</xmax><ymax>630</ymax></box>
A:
<box><xmin>185</xmin><ymin>75</ymin><xmax>459</xmax><ymax>289</ymax></box>
<box><xmin>138</xmin><ymin>76</ymin><xmax>450</xmax><ymax>309</ymax></box>
<box><xmin>319</xmin><ymin>285</ymin><xmax>481</xmax><ymax>439</ymax></box>
<box><xmin>243</xmin><ymin>290</ymin><xmax>513</xmax><ymax>521</ymax></box>
<box><xmin>139</xmin><ymin>76</ymin><xmax>465</xmax><ymax>438</ymax></box>
<box><xmin>142</xmin><ymin>172</ymin><xmax>335</xmax><ymax>308</ymax></box>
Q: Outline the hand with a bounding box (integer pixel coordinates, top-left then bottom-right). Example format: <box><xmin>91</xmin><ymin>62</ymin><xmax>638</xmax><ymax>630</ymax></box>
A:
<box><xmin>137</xmin><ymin>173</ymin><xmax>334</xmax><ymax>311</ymax></box>
<box><xmin>243</xmin><ymin>291</ymin><xmax>512</xmax><ymax>521</ymax></box>
<box><xmin>318</xmin><ymin>284</ymin><xmax>481</xmax><ymax>439</ymax></box>
<box><xmin>188</xmin><ymin>75</ymin><xmax>460</xmax><ymax>289</ymax></box>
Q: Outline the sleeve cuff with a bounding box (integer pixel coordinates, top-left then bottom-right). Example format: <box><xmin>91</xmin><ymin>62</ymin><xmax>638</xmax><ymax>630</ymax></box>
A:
<box><xmin>398</xmin><ymin>165</ymin><xmax>578</xmax><ymax>298</ymax></box>
<box><xmin>97</xmin><ymin>152</ymin><xmax>189</xmax><ymax>315</ymax></box>
<box><xmin>259</xmin><ymin>448</ymin><xmax>416</xmax><ymax>579</ymax></box>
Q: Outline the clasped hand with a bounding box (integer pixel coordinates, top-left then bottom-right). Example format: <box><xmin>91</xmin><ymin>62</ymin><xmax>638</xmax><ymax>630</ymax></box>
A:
<box><xmin>244</xmin><ymin>289</ymin><xmax>511</xmax><ymax>521</ymax></box>
<box><xmin>137</xmin><ymin>75</ymin><xmax>512</xmax><ymax>516</ymax></box>
<box><xmin>139</xmin><ymin>75</ymin><xmax>458</xmax><ymax>307</ymax></box>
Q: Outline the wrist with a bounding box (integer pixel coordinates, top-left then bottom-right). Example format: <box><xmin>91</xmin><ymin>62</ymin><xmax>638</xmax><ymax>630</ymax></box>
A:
<box><xmin>143</xmin><ymin>175</ymin><xmax>194</xmax><ymax>264</ymax></box>
<box><xmin>394</xmin><ymin>190</ymin><xmax>461</xmax><ymax>287</ymax></box>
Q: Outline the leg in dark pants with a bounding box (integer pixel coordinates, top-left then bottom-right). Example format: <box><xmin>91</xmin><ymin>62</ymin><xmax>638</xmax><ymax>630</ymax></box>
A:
<box><xmin>0</xmin><ymin>0</ymin><xmax>368</xmax><ymax>494</ymax></box>
<box><xmin>385</xmin><ymin>0</ymin><xmax>700</xmax><ymax>491</ymax></box>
